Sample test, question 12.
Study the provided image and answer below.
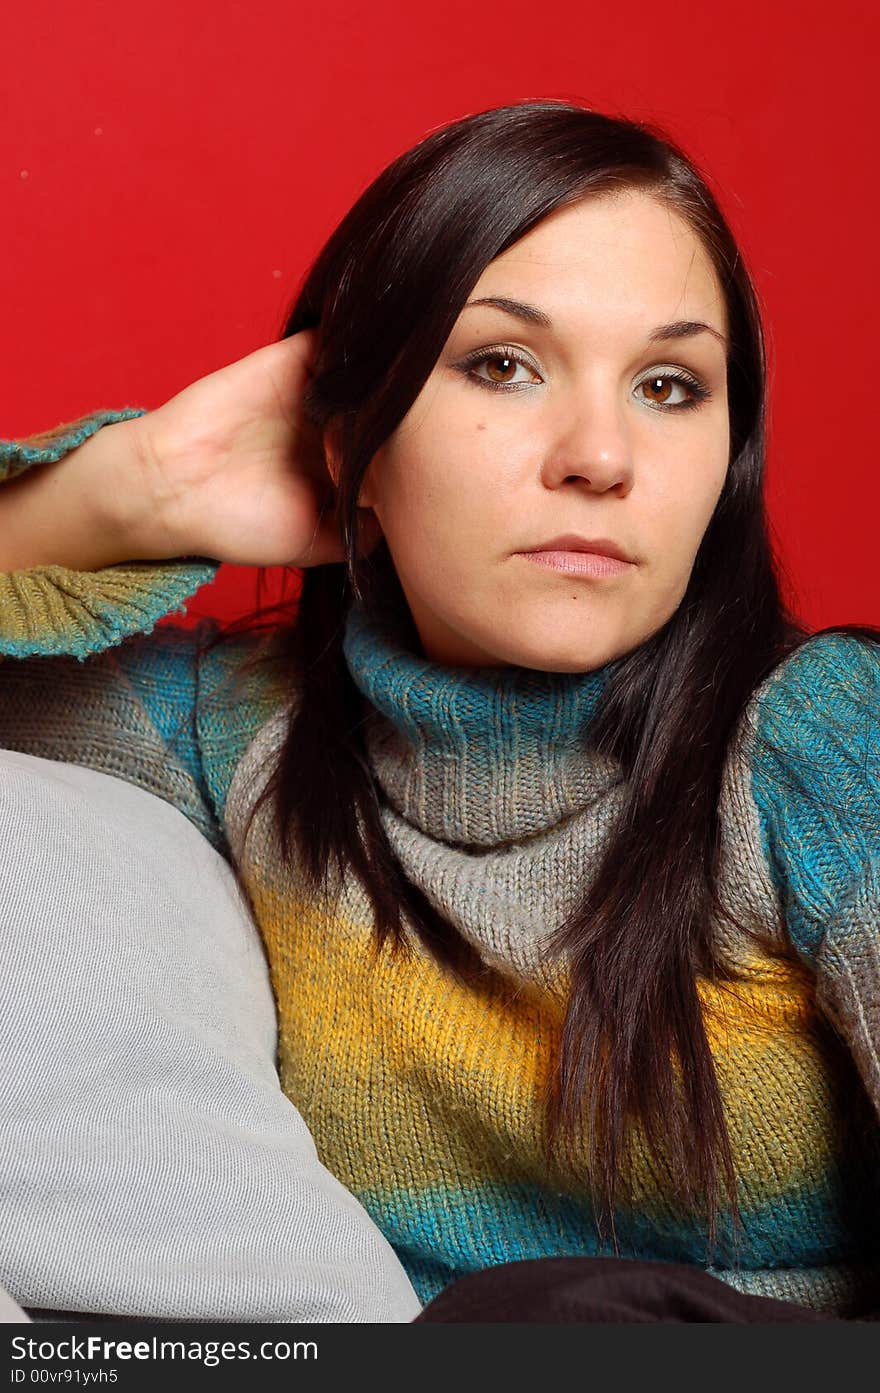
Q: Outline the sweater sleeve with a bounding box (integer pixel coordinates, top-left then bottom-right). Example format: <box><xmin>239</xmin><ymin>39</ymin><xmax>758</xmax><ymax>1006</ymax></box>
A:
<box><xmin>0</xmin><ymin>407</ymin><xmax>220</xmax><ymax>661</ymax></box>
<box><xmin>750</xmin><ymin>631</ymin><xmax>880</xmax><ymax>1104</ymax></box>
<box><xmin>0</xmin><ymin>409</ymin><xmax>227</xmax><ymax>856</ymax></box>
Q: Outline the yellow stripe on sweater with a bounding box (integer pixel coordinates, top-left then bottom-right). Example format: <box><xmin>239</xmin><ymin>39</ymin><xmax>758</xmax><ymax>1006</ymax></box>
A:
<box><xmin>250</xmin><ymin>877</ymin><xmax>852</xmax><ymax>1210</ymax></box>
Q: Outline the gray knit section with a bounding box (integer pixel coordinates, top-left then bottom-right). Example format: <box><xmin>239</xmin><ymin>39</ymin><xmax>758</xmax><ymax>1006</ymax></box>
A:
<box><xmin>226</xmin><ymin>685</ymin><xmax>787</xmax><ymax>989</ymax></box>
<box><xmin>711</xmin><ymin>695</ymin><xmax>790</xmax><ymax>963</ymax></box>
<box><xmin>814</xmin><ymin>860</ymin><xmax>880</xmax><ymax>1105</ymax></box>
<box><xmin>0</xmin><ymin>636</ymin><xmax>225</xmax><ymax>854</ymax></box>
<box><xmin>360</xmin><ymin>694</ymin><xmax>623</xmax><ymax>848</ymax></box>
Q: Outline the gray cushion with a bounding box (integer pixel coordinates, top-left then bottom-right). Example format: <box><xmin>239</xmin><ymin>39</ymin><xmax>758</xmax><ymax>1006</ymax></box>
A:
<box><xmin>0</xmin><ymin>748</ymin><xmax>421</xmax><ymax>1322</ymax></box>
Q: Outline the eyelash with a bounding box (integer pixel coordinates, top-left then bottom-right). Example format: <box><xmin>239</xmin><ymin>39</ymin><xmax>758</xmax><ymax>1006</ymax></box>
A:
<box><xmin>456</xmin><ymin>345</ymin><xmax>713</xmax><ymax>412</ymax></box>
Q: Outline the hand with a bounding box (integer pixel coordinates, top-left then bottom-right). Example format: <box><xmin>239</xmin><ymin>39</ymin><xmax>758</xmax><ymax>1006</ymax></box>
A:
<box><xmin>126</xmin><ymin>331</ymin><xmax>382</xmax><ymax>567</ymax></box>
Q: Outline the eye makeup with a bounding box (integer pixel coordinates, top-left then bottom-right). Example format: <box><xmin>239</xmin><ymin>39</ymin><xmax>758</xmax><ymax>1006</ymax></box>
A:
<box><xmin>453</xmin><ymin>345</ymin><xmax>714</xmax><ymax>412</ymax></box>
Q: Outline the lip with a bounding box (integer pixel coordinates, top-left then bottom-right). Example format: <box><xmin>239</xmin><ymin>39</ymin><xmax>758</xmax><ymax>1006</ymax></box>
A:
<box><xmin>522</xmin><ymin>534</ymin><xmax>635</xmax><ymax>563</ymax></box>
<box><xmin>520</xmin><ymin>550</ymin><xmax>632</xmax><ymax>578</ymax></box>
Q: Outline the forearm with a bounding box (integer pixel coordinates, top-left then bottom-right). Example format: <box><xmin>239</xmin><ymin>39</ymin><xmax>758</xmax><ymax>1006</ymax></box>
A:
<box><xmin>0</xmin><ymin>416</ymin><xmax>166</xmax><ymax>572</ymax></box>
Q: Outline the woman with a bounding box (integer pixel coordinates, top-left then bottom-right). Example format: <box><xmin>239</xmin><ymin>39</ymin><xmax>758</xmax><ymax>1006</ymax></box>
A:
<box><xmin>1</xmin><ymin>98</ymin><xmax>878</xmax><ymax>1322</ymax></box>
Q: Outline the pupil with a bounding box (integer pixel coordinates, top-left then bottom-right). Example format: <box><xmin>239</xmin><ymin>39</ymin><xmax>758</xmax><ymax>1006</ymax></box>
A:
<box><xmin>486</xmin><ymin>356</ymin><xmax>514</xmax><ymax>382</ymax></box>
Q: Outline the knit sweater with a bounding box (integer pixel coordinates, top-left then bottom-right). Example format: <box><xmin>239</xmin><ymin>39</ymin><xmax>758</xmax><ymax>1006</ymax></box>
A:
<box><xmin>2</xmin><ymin>408</ymin><xmax>880</xmax><ymax>1318</ymax></box>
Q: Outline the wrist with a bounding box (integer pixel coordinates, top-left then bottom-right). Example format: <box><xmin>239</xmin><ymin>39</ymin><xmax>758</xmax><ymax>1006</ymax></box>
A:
<box><xmin>0</xmin><ymin>417</ymin><xmax>149</xmax><ymax>573</ymax></box>
<box><xmin>92</xmin><ymin>414</ymin><xmax>184</xmax><ymax>563</ymax></box>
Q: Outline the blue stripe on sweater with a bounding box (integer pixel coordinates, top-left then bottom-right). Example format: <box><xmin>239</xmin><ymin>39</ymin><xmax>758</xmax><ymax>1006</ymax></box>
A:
<box><xmin>359</xmin><ymin>1165</ymin><xmax>880</xmax><ymax>1305</ymax></box>
<box><xmin>749</xmin><ymin>633</ymin><xmax>880</xmax><ymax>963</ymax></box>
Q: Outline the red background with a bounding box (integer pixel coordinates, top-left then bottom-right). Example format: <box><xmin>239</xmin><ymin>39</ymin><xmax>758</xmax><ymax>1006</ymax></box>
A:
<box><xmin>2</xmin><ymin>0</ymin><xmax>877</xmax><ymax>630</ymax></box>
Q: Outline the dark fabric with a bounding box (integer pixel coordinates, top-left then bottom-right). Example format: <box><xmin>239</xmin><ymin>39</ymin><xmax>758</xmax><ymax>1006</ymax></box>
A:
<box><xmin>413</xmin><ymin>1257</ymin><xmax>874</xmax><ymax>1323</ymax></box>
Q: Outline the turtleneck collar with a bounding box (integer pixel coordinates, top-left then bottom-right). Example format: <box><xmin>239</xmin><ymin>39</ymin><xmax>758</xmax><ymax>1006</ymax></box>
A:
<box><xmin>341</xmin><ymin>572</ymin><xmax>624</xmax><ymax>848</ymax></box>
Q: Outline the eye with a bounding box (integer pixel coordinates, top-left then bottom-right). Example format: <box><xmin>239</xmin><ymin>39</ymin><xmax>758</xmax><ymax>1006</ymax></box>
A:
<box><xmin>634</xmin><ymin>369</ymin><xmax>712</xmax><ymax>413</ymax></box>
<box><xmin>457</xmin><ymin>346</ymin><xmax>542</xmax><ymax>392</ymax></box>
<box><xmin>456</xmin><ymin>347</ymin><xmax>713</xmax><ymax>412</ymax></box>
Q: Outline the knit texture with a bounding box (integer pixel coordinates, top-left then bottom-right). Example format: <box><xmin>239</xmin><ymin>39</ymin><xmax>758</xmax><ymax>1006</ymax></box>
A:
<box><xmin>2</xmin><ymin>410</ymin><xmax>879</xmax><ymax>1318</ymax></box>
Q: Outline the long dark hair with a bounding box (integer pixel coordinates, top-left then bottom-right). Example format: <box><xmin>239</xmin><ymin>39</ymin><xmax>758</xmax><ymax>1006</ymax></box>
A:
<box><xmin>199</xmin><ymin>99</ymin><xmax>880</xmax><ymax>1262</ymax></box>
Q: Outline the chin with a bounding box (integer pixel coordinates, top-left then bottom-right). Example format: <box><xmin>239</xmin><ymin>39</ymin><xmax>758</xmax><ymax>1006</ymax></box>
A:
<box><xmin>494</xmin><ymin>642</ymin><xmax>615</xmax><ymax>675</ymax></box>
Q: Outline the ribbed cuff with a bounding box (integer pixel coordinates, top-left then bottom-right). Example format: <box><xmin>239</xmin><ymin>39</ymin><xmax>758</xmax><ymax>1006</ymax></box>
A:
<box><xmin>0</xmin><ymin>560</ymin><xmax>220</xmax><ymax>661</ymax></box>
<box><xmin>0</xmin><ymin>407</ymin><xmax>220</xmax><ymax>661</ymax></box>
<box><xmin>0</xmin><ymin>407</ymin><xmax>149</xmax><ymax>482</ymax></box>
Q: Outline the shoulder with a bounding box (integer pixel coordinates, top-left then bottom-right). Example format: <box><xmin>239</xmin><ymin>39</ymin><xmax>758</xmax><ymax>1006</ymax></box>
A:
<box><xmin>746</xmin><ymin>632</ymin><xmax>880</xmax><ymax>962</ymax></box>
<box><xmin>749</xmin><ymin>631</ymin><xmax>879</xmax><ymax>814</ymax></box>
<box><xmin>753</xmin><ymin>631</ymin><xmax>880</xmax><ymax>740</ymax></box>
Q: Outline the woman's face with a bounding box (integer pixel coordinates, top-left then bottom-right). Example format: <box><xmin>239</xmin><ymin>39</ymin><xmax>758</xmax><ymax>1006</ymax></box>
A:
<box><xmin>346</xmin><ymin>189</ymin><xmax>731</xmax><ymax>671</ymax></box>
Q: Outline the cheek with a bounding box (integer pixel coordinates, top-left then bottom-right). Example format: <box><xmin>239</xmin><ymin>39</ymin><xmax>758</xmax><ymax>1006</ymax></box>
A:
<box><xmin>695</xmin><ymin>451</ymin><xmax>730</xmax><ymax>541</ymax></box>
<box><xmin>383</xmin><ymin>437</ymin><xmax>499</xmax><ymax>542</ymax></box>
<box><xmin>656</xmin><ymin>435</ymin><xmax>727</xmax><ymax>531</ymax></box>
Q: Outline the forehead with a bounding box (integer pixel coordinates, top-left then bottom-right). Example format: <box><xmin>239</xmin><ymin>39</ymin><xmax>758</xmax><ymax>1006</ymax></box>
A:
<box><xmin>468</xmin><ymin>190</ymin><xmax>726</xmax><ymax>336</ymax></box>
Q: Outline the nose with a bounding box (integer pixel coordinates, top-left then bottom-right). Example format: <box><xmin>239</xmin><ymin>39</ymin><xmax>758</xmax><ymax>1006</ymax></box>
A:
<box><xmin>541</xmin><ymin>382</ymin><xmax>635</xmax><ymax>494</ymax></box>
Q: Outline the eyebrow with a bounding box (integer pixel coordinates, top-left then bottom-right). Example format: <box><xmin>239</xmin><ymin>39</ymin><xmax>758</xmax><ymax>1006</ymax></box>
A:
<box><xmin>462</xmin><ymin>295</ymin><xmax>729</xmax><ymax>349</ymax></box>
